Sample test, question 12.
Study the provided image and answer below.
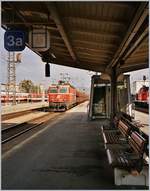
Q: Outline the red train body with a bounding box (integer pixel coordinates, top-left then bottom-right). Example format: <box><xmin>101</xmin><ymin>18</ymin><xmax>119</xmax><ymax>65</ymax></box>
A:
<box><xmin>1</xmin><ymin>92</ymin><xmax>48</xmax><ymax>104</ymax></box>
<box><xmin>135</xmin><ymin>85</ymin><xmax>149</xmax><ymax>102</ymax></box>
<box><xmin>134</xmin><ymin>85</ymin><xmax>149</xmax><ymax>110</ymax></box>
<box><xmin>48</xmin><ymin>83</ymin><xmax>76</xmax><ymax>111</ymax></box>
<box><xmin>48</xmin><ymin>82</ymin><xmax>88</xmax><ymax>111</ymax></box>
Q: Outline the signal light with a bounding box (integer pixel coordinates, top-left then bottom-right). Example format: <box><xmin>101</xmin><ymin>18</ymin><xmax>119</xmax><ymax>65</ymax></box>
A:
<box><xmin>45</xmin><ymin>63</ymin><xmax>50</xmax><ymax>77</ymax></box>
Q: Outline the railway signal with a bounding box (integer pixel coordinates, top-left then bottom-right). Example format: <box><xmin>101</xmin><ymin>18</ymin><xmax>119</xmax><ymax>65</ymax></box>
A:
<box><xmin>45</xmin><ymin>62</ymin><xmax>50</xmax><ymax>77</ymax></box>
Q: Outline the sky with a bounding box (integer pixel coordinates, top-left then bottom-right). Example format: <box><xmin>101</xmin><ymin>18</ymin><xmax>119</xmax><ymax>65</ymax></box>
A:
<box><xmin>1</xmin><ymin>28</ymin><xmax>149</xmax><ymax>93</ymax></box>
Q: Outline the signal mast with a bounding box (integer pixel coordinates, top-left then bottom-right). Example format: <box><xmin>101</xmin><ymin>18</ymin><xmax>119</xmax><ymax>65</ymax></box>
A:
<box><xmin>6</xmin><ymin>52</ymin><xmax>21</xmax><ymax>105</ymax></box>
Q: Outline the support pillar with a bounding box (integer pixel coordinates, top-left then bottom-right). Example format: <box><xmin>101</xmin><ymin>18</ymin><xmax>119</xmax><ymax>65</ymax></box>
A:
<box><xmin>110</xmin><ymin>67</ymin><xmax>117</xmax><ymax>120</ymax></box>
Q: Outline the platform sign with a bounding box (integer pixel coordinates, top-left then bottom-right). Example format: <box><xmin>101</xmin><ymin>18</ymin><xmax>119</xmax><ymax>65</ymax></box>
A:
<box><xmin>4</xmin><ymin>30</ymin><xmax>25</xmax><ymax>51</ymax></box>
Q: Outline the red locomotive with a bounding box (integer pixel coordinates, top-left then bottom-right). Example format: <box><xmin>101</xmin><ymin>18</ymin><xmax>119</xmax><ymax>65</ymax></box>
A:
<box><xmin>135</xmin><ymin>85</ymin><xmax>149</xmax><ymax>111</ymax></box>
<box><xmin>48</xmin><ymin>81</ymin><xmax>88</xmax><ymax>111</ymax></box>
<box><xmin>136</xmin><ymin>85</ymin><xmax>149</xmax><ymax>102</ymax></box>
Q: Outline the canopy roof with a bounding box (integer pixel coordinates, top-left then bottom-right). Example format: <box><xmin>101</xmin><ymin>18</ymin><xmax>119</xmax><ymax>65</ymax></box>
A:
<box><xmin>2</xmin><ymin>1</ymin><xmax>149</xmax><ymax>74</ymax></box>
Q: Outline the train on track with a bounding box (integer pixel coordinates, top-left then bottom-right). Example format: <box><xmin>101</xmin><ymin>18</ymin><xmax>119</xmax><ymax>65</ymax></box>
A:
<box><xmin>134</xmin><ymin>85</ymin><xmax>149</xmax><ymax>112</ymax></box>
<box><xmin>48</xmin><ymin>81</ymin><xmax>89</xmax><ymax>111</ymax></box>
<box><xmin>1</xmin><ymin>92</ymin><xmax>48</xmax><ymax>105</ymax></box>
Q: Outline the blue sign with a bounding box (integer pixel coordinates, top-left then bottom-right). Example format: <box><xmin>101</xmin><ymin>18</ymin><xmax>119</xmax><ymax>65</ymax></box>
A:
<box><xmin>4</xmin><ymin>30</ymin><xmax>25</xmax><ymax>51</ymax></box>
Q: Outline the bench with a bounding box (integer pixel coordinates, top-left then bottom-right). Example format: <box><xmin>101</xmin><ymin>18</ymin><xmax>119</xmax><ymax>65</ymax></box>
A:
<box><xmin>106</xmin><ymin>131</ymin><xmax>148</xmax><ymax>186</ymax></box>
<box><xmin>106</xmin><ymin>112</ymin><xmax>139</xmax><ymax>133</ymax></box>
<box><xmin>101</xmin><ymin>112</ymin><xmax>130</xmax><ymax>132</ymax></box>
<box><xmin>120</xmin><ymin>116</ymin><xmax>149</xmax><ymax>156</ymax></box>
<box><xmin>121</xmin><ymin>112</ymin><xmax>133</xmax><ymax>122</ymax></box>
<box><xmin>102</xmin><ymin>120</ymin><xmax>131</xmax><ymax>149</ymax></box>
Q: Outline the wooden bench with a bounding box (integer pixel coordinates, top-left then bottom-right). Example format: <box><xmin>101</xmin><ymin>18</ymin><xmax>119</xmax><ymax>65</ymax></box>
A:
<box><xmin>106</xmin><ymin>131</ymin><xmax>149</xmax><ymax>186</ymax></box>
<box><xmin>121</xmin><ymin>112</ymin><xmax>133</xmax><ymax>122</ymax></box>
<box><xmin>120</xmin><ymin>116</ymin><xmax>149</xmax><ymax>156</ymax></box>
<box><xmin>102</xmin><ymin>120</ymin><xmax>131</xmax><ymax>149</ymax></box>
<box><xmin>101</xmin><ymin>112</ymin><xmax>132</xmax><ymax>132</ymax></box>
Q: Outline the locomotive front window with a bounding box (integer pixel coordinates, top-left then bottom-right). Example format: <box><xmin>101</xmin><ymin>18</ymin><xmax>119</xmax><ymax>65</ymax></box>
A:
<box><xmin>50</xmin><ymin>88</ymin><xmax>58</xmax><ymax>93</ymax></box>
<box><xmin>59</xmin><ymin>87</ymin><xmax>68</xmax><ymax>93</ymax></box>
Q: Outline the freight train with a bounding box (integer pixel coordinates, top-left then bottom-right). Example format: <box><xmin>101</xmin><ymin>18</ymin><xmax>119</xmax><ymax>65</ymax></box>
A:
<box><xmin>48</xmin><ymin>81</ymin><xmax>88</xmax><ymax>111</ymax></box>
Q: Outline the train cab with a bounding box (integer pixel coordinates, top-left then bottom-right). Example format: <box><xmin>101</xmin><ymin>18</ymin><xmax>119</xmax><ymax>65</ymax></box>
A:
<box><xmin>48</xmin><ymin>83</ymin><xmax>77</xmax><ymax>111</ymax></box>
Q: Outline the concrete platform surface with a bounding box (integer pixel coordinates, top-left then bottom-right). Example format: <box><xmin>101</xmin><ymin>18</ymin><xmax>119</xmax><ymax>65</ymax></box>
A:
<box><xmin>2</xmin><ymin>102</ymin><xmax>148</xmax><ymax>190</ymax></box>
<box><xmin>1</xmin><ymin>102</ymin><xmax>49</xmax><ymax>115</ymax></box>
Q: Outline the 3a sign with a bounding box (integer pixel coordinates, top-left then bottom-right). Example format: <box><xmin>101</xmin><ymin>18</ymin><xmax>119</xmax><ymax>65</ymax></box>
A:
<box><xmin>4</xmin><ymin>30</ymin><xmax>25</xmax><ymax>51</ymax></box>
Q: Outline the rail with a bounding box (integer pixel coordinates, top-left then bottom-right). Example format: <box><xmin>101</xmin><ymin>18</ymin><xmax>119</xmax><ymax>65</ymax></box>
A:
<box><xmin>2</xmin><ymin>122</ymin><xmax>43</xmax><ymax>144</ymax></box>
<box><xmin>2</xmin><ymin>112</ymin><xmax>60</xmax><ymax>144</ymax></box>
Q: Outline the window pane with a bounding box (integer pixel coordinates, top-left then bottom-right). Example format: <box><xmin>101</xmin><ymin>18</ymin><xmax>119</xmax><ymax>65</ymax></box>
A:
<box><xmin>50</xmin><ymin>88</ymin><xmax>57</xmax><ymax>93</ymax></box>
<box><xmin>60</xmin><ymin>88</ymin><xmax>67</xmax><ymax>93</ymax></box>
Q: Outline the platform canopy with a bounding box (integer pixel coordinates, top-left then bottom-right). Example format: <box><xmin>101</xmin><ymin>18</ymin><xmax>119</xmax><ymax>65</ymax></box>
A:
<box><xmin>2</xmin><ymin>1</ymin><xmax>149</xmax><ymax>74</ymax></box>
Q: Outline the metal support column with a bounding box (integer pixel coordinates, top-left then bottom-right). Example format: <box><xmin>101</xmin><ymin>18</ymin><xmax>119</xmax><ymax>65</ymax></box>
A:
<box><xmin>110</xmin><ymin>67</ymin><xmax>117</xmax><ymax>120</ymax></box>
<box><xmin>7</xmin><ymin>52</ymin><xmax>16</xmax><ymax>105</ymax></box>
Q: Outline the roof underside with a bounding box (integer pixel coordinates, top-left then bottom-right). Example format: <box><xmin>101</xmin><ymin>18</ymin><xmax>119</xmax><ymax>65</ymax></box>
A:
<box><xmin>2</xmin><ymin>1</ymin><xmax>149</xmax><ymax>74</ymax></box>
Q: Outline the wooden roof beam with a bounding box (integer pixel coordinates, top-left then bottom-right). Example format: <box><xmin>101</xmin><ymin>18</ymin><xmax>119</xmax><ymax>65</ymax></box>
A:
<box><xmin>107</xmin><ymin>2</ymin><xmax>148</xmax><ymax>69</ymax></box>
<box><xmin>79</xmin><ymin>57</ymin><xmax>108</xmax><ymax>64</ymax></box>
<box><xmin>118</xmin><ymin>62</ymin><xmax>148</xmax><ymax>74</ymax></box>
<box><xmin>122</xmin><ymin>26</ymin><xmax>148</xmax><ymax>60</ymax></box>
<box><xmin>103</xmin><ymin>2</ymin><xmax>136</xmax><ymax>9</ymax></box>
<box><xmin>125</xmin><ymin>57</ymin><xmax>148</xmax><ymax>62</ymax></box>
<box><xmin>4</xmin><ymin>3</ymin><xmax>28</xmax><ymax>27</ymax></box>
<box><xmin>77</xmin><ymin>52</ymin><xmax>111</xmax><ymax>60</ymax></box>
<box><xmin>74</xmin><ymin>47</ymin><xmax>114</xmax><ymax>54</ymax></box>
<box><xmin>46</xmin><ymin>2</ymin><xmax>78</xmax><ymax>62</ymax></box>
<box><xmin>63</xmin><ymin>17</ymin><xmax>126</xmax><ymax>28</ymax></box>
<box><xmin>71</xmin><ymin>30</ymin><xmax>121</xmax><ymax>40</ymax></box>
<box><xmin>52</xmin><ymin>59</ymin><xmax>106</xmax><ymax>73</ymax></box>
<box><xmin>2</xmin><ymin>21</ymin><xmax>58</xmax><ymax>30</ymax></box>
<box><xmin>78</xmin><ymin>56</ymin><xmax>109</xmax><ymax>62</ymax></box>
<box><xmin>73</xmin><ymin>40</ymin><xmax>118</xmax><ymax>49</ymax></box>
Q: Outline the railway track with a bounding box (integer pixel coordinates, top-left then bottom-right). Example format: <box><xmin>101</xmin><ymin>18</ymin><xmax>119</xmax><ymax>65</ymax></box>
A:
<box><xmin>2</xmin><ymin>122</ymin><xmax>43</xmax><ymax>144</ymax></box>
<box><xmin>2</xmin><ymin>112</ymin><xmax>60</xmax><ymax>144</ymax></box>
<box><xmin>2</xmin><ymin>103</ymin><xmax>86</xmax><ymax>144</ymax></box>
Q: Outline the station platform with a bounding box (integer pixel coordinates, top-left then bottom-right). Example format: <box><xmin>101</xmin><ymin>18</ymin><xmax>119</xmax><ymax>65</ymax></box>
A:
<box><xmin>1</xmin><ymin>102</ymin><xmax>49</xmax><ymax>115</ymax></box>
<box><xmin>2</xmin><ymin>101</ymin><xmax>148</xmax><ymax>190</ymax></box>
